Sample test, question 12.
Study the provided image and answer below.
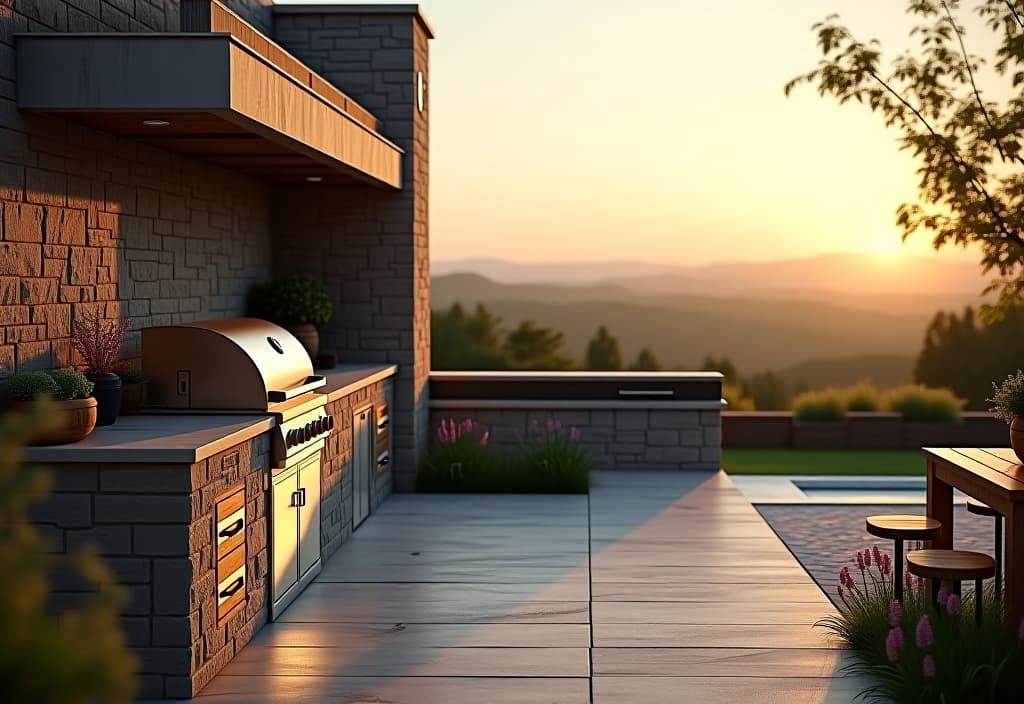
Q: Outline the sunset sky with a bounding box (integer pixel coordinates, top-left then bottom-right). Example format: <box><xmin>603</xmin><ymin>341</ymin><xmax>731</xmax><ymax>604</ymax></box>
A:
<box><xmin>290</xmin><ymin>0</ymin><xmax>994</xmax><ymax>266</ymax></box>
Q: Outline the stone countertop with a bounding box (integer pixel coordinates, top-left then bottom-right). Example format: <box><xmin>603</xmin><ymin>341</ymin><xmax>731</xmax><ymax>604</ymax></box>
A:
<box><xmin>22</xmin><ymin>415</ymin><xmax>274</xmax><ymax>464</ymax></box>
<box><xmin>320</xmin><ymin>363</ymin><xmax>397</xmax><ymax>402</ymax></box>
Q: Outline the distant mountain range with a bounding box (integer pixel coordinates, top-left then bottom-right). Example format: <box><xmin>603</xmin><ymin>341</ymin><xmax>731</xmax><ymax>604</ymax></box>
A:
<box><xmin>431</xmin><ymin>253</ymin><xmax>988</xmax><ymax>381</ymax></box>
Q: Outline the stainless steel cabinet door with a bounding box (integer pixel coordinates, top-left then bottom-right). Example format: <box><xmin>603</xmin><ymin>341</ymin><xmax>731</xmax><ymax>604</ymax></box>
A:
<box><xmin>297</xmin><ymin>451</ymin><xmax>321</xmax><ymax>579</ymax></box>
<box><xmin>271</xmin><ymin>467</ymin><xmax>299</xmax><ymax>610</ymax></box>
<box><xmin>353</xmin><ymin>406</ymin><xmax>371</xmax><ymax>528</ymax></box>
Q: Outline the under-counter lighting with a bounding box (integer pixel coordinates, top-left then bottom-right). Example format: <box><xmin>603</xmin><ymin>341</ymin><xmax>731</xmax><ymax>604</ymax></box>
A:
<box><xmin>305</xmin><ymin>176</ymin><xmax>324</xmax><ymax>183</ymax></box>
<box><xmin>142</xmin><ymin>119</ymin><xmax>170</xmax><ymax>127</ymax></box>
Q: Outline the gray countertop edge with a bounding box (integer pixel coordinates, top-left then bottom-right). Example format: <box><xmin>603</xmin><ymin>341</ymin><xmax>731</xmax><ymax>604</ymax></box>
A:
<box><xmin>22</xmin><ymin>417</ymin><xmax>276</xmax><ymax>465</ymax></box>
<box><xmin>322</xmin><ymin>364</ymin><xmax>398</xmax><ymax>402</ymax></box>
<box><xmin>429</xmin><ymin>399</ymin><xmax>727</xmax><ymax>411</ymax></box>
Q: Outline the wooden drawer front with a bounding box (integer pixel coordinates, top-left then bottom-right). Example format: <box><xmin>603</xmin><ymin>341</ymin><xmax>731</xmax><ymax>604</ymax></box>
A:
<box><xmin>217</xmin><ymin>562</ymin><xmax>246</xmax><ymax>622</ymax></box>
<box><xmin>216</xmin><ymin>506</ymin><xmax>246</xmax><ymax>561</ymax></box>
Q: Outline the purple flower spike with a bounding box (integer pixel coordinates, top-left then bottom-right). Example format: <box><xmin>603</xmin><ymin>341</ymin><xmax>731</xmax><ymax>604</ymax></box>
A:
<box><xmin>837</xmin><ymin>584</ymin><xmax>844</xmax><ymax>598</ymax></box>
<box><xmin>937</xmin><ymin>587</ymin><xmax>949</xmax><ymax>607</ymax></box>
<box><xmin>922</xmin><ymin>654</ymin><xmax>936</xmax><ymax>678</ymax></box>
<box><xmin>856</xmin><ymin>552</ymin><xmax>865</xmax><ymax>571</ymax></box>
<box><xmin>885</xmin><ymin>626</ymin><xmax>904</xmax><ymax>662</ymax></box>
<box><xmin>546</xmin><ymin>418</ymin><xmax>556</xmax><ymax>433</ymax></box>
<box><xmin>554</xmin><ymin>419</ymin><xmax>562</xmax><ymax>431</ymax></box>
<box><xmin>569</xmin><ymin>427</ymin><xmax>580</xmax><ymax>442</ymax></box>
<box><xmin>946</xmin><ymin>593</ymin><xmax>961</xmax><ymax>617</ymax></box>
<box><xmin>872</xmin><ymin>544</ymin><xmax>882</xmax><ymax>568</ymax></box>
<box><xmin>864</xmin><ymin>549</ymin><xmax>872</xmax><ymax>568</ymax></box>
<box><xmin>889</xmin><ymin>600</ymin><xmax>902</xmax><ymax>627</ymax></box>
<box><xmin>916</xmin><ymin>614</ymin><xmax>934</xmax><ymax>648</ymax></box>
<box><xmin>480</xmin><ymin>431</ymin><xmax>490</xmax><ymax>447</ymax></box>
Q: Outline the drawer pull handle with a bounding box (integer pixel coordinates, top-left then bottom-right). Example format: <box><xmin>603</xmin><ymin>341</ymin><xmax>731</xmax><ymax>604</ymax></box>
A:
<box><xmin>219</xmin><ymin>577</ymin><xmax>244</xmax><ymax>599</ymax></box>
<box><xmin>218</xmin><ymin>519</ymin><xmax>244</xmax><ymax>539</ymax></box>
<box><xmin>618</xmin><ymin>389</ymin><xmax>675</xmax><ymax>397</ymax></box>
<box><xmin>299</xmin><ymin>488</ymin><xmax>307</xmax><ymax>507</ymax></box>
<box><xmin>377</xmin><ymin>420</ymin><xmax>389</xmax><ymax>430</ymax></box>
<box><xmin>378</xmin><ymin>456</ymin><xmax>390</xmax><ymax>467</ymax></box>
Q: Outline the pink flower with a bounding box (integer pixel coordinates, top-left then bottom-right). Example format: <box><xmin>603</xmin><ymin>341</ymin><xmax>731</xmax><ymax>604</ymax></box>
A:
<box><xmin>569</xmin><ymin>426</ymin><xmax>580</xmax><ymax>442</ymax></box>
<box><xmin>922</xmin><ymin>654</ymin><xmax>936</xmax><ymax>678</ymax></box>
<box><xmin>937</xmin><ymin>587</ymin><xmax>949</xmax><ymax>607</ymax></box>
<box><xmin>885</xmin><ymin>626</ymin><xmax>904</xmax><ymax>662</ymax></box>
<box><xmin>546</xmin><ymin>418</ymin><xmax>556</xmax><ymax>433</ymax></box>
<box><xmin>856</xmin><ymin>552</ymin><xmax>865</xmax><ymax>571</ymax></box>
<box><xmin>889</xmin><ymin>600</ymin><xmax>902</xmax><ymax>627</ymax></box>
<box><xmin>916</xmin><ymin>614</ymin><xmax>934</xmax><ymax>648</ymax></box>
<box><xmin>837</xmin><ymin>584</ymin><xmax>844</xmax><ymax>598</ymax></box>
<box><xmin>946</xmin><ymin>593</ymin><xmax>961</xmax><ymax>617</ymax></box>
<box><xmin>480</xmin><ymin>431</ymin><xmax>489</xmax><ymax>447</ymax></box>
<box><xmin>554</xmin><ymin>419</ymin><xmax>562</xmax><ymax>431</ymax></box>
<box><xmin>872</xmin><ymin>544</ymin><xmax>882</xmax><ymax>568</ymax></box>
<box><xmin>461</xmin><ymin>418</ymin><xmax>474</xmax><ymax>434</ymax></box>
<box><xmin>880</xmin><ymin>554</ymin><xmax>891</xmax><ymax>576</ymax></box>
<box><xmin>864</xmin><ymin>549</ymin><xmax>872</xmax><ymax>568</ymax></box>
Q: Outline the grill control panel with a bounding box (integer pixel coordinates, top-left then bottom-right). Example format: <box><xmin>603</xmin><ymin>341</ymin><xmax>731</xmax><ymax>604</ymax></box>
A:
<box><xmin>285</xmin><ymin>414</ymin><xmax>334</xmax><ymax>448</ymax></box>
<box><xmin>272</xmin><ymin>402</ymin><xmax>334</xmax><ymax>468</ymax></box>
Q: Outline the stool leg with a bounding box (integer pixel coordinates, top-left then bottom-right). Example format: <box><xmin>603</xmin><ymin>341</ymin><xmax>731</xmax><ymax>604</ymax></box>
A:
<box><xmin>894</xmin><ymin>539</ymin><xmax>904</xmax><ymax>603</ymax></box>
<box><xmin>995</xmin><ymin>515</ymin><xmax>1003</xmax><ymax>601</ymax></box>
<box><xmin>975</xmin><ymin>579</ymin><xmax>983</xmax><ymax>625</ymax></box>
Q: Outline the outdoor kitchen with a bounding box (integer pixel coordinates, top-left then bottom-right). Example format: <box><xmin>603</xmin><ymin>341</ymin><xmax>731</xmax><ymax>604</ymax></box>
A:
<box><xmin>2</xmin><ymin>0</ymin><xmax>432</xmax><ymax>698</ymax></box>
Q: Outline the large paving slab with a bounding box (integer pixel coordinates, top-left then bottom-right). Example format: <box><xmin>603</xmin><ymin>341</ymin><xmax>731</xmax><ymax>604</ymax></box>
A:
<box><xmin>189</xmin><ymin>471</ymin><xmax>861</xmax><ymax>703</ymax></box>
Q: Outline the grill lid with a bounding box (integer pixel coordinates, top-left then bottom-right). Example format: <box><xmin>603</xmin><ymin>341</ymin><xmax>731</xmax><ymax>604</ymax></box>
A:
<box><xmin>142</xmin><ymin>318</ymin><xmax>324</xmax><ymax>411</ymax></box>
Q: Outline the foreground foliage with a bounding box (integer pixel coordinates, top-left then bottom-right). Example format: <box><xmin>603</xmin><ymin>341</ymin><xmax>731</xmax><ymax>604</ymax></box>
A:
<box><xmin>820</xmin><ymin>545</ymin><xmax>1024</xmax><ymax>703</ymax></box>
<box><xmin>417</xmin><ymin>417</ymin><xmax>589</xmax><ymax>493</ymax></box>
<box><xmin>0</xmin><ymin>400</ymin><xmax>137</xmax><ymax>703</ymax></box>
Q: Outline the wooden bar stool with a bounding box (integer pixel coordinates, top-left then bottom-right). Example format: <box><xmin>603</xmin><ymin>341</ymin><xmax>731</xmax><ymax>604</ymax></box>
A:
<box><xmin>907</xmin><ymin>549</ymin><xmax>996</xmax><ymax>624</ymax></box>
<box><xmin>865</xmin><ymin>515</ymin><xmax>942</xmax><ymax>603</ymax></box>
<box><xmin>966</xmin><ymin>498</ymin><xmax>1002</xmax><ymax>600</ymax></box>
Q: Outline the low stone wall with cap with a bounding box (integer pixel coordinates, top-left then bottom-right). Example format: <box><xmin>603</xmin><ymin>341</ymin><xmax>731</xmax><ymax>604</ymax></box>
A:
<box><xmin>429</xmin><ymin>372</ymin><xmax>724</xmax><ymax>472</ymax></box>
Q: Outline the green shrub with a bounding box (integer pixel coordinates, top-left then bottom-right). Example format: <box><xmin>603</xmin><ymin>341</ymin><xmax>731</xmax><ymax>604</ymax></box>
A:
<box><xmin>792</xmin><ymin>388</ymin><xmax>846</xmax><ymax>421</ymax></box>
<box><xmin>884</xmin><ymin>385</ymin><xmax>963</xmax><ymax>422</ymax></box>
<box><xmin>6</xmin><ymin>372</ymin><xmax>60</xmax><ymax>402</ymax></box>
<box><xmin>416</xmin><ymin>417</ymin><xmax>590</xmax><ymax>493</ymax></box>
<box><xmin>988</xmin><ymin>369</ymin><xmax>1024</xmax><ymax>424</ymax></box>
<box><xmin>722</xmin><ymin>383</ymin><xmax>754</xmax><ymax>411</ymax></box>
<box><xmin>249</xmin><ymin>274</ymin><xmax>333</xmax><ymax>327</ymax></box>
<box><xmin>820</xmin><ymin>545</ymin><xmax>1024</xmax><ymax>703</ymax></box>
<box><xmin>48</xmin><ymin>368</ymin><xmax>94</xmax><ymax>401</ymax></box>
<box><xmin>116</xmin><ymin>369</ymin><xmax>146</xmax><ymax>385</ymax></box>
<box><xmin>514</xmin><ymin>419</ymin><xmax>590</xmax><ymax>493</ymax></box>
<box><xmin>844</xmin><ymin>381</ymin><xmax>883</xmax><ymax>412</ymax></box>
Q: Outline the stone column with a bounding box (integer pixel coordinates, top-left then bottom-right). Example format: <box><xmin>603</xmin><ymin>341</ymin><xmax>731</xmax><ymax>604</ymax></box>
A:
<box><xmin>272</xmin><ymin>5</ymin><xmax>433</xmax><ymax>491</ymax></box>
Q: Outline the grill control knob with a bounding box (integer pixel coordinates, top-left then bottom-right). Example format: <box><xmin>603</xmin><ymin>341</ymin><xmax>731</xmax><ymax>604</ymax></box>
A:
<box><xmin>313</xmin><ymin>418</ymin><xmax>323</xmax><ymax>435</ymax></box>
<box><xmin>303</xmin><ymin>423</ymin><xmax>312</xmax><ymax>442</ymax></box>
<box><xmin>327</xmin><ymin>415</ymin><xmax>335</xmax><ymax>430</ymax></box>
<box><xmin>286</xmin><ymin>429</ymin><xmax>296</xmax><ymax>447</ymax></box>
<box><xmin>323</xmin><ymin>415</ymin><xmax>332</xmax><ymax>432</ymax></box>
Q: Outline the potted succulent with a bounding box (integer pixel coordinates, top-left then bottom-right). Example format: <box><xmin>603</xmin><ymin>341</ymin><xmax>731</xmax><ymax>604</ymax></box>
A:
<box><xmin>6</xmin><ymin>368</ymin><xmax>97</xmax><ymax>445</ymax></box>
<box><xmin>117</xmin><ymin>368</ymin><xmax>147</xmax><ymax>415</ymax></box>
<box><xmin>989</xmin><ymin>370</ymin><xmax>1024</xmax><ymax>463</ymax></box>
<box><xmin>71</xmin><ymin>311</ymin><xmax>131</xmax><ymax>426</ymax></box>
<box><xmin>248</xmin><ymin>273</ymin><xmax>333</xmax><ymax>361</ymax></box>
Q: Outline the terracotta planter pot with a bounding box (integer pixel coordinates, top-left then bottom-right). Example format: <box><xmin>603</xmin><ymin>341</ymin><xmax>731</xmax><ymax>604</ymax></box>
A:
<box><xmin>1012</xmin><ymin>416</ymin><xmax>1024</xmax><ymax>464</ymax></box>
<box><xmin>286</xmin><ymin>323</ymin><xmax>320</xmax><ymax>362</ymax></box>
<box><xmin>119</xmin><ymin>382</ymin><xmax>146</xmax><ymax>415</ymax></box>
<box><xmin>8</xmin><ymin>398</ymin><xmax>98</xmax><ymax>445</ymax></box>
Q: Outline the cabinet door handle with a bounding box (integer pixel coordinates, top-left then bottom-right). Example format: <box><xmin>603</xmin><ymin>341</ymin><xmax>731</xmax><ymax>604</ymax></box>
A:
<box><xmin>299</xmin><ymin>488</ymin><xmax>307</xmax><ymax>507</ymax></box>
<box><xmin>218</xmin><ymin>519</ymin><xmax>244</xmax><ymax>539</ymax></box>
<box><xmin>378</xmin><ymin>456</ymin><xmax>390</xmax><ymax>467</ymax></box>
<box><xmin>377</xmin><ymin>420</ymin><xmax>389</xmax><ymax>430</ymax></box>
<box><xmin>219</xmin><ymin>577</ymin><xmax>244</xmax><ymax>599</ymax></box>
<box><xmin>291</xmin><ymin>490</ymin><xmax>302</xmax><ymax>507</ymax></box>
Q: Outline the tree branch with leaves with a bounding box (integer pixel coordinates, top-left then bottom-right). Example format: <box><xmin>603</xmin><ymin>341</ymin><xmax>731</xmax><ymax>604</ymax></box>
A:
<box><xmin>786</xmin><ymin>0</ymin><xmax>1024</xmax><ymax>319</ymax></box>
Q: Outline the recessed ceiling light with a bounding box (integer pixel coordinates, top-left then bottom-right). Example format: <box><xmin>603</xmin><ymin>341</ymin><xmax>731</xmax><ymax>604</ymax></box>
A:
<box><xmin>142</xmin><ymin>119</ymin><xmax>170</xmax><ymax>127</ymax></box>
<box><xmin>305</xmin><ymin>176</ymin><xmax>323</xmax><ymax>183</ymax></box>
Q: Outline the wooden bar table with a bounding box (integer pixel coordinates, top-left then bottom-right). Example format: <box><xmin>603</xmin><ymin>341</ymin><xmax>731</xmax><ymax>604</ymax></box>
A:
<box><xmin>923</xmin><ymin>448</ymin><xmax>1024</xmax><ymax>630</ymax></box>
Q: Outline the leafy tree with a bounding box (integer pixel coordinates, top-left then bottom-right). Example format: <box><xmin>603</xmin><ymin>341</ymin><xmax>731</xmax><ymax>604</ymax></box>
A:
<box><xmin>585</xmin><ymin>326</ymin><xmax>623</xmax><ymax>371</ymax></box>
<box><xmin>0</xmin><ymin>401</ymin><xmax>137</xmax><ymax>702</ymax></box>
<box><xmin>502</xmin><ymin>321</ymin><xmax>575</xmax><ymax>370</ymax></box>
<box><xmin>743</xmin><ymin>370</ymin><xmax>791</xmax><ymax>410</ymax></box>
<box><xmin>701</xmin><ymin>355</ymin><xmax>739</xmax><ymax>385</ymax></box>
<box><xmin>914</xmin><ymin>304</ymin><xmax>1024</xmax><ymax>407</ymax></box>
<box><xmin>431</xmin><ymin>303</ymin><xmax>508</xmax><ymax>370</ymax></box>
<box><xmin>629</xmin><ymin>347</ymin><xmax>662</xmax><ymax>371</ymax></box>
<box><xmin>786</xmin><ymin>0</ymin><xmax>1024</xmax><ymax>319</ymax></box>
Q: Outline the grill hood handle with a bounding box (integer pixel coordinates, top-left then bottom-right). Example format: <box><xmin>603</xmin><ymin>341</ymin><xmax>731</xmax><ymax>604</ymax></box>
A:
<box><xmin>267</xmin><ymin>375</ymin><xmax>327</xmax><ymax>403</ymax></box>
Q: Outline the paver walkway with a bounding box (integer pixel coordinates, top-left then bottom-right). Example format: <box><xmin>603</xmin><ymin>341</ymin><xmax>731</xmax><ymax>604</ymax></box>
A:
<box><xmin>191</xmin><ymin>471</ymin><xmax>867</xmax><ymax>703</ymax></box>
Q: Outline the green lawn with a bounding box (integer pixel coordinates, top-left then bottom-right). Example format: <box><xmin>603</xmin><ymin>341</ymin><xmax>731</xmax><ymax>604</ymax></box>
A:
<box><xmin>721</xmin><ymin>449</ymin><xmax>925</xmax><ymax>475</ymax></box>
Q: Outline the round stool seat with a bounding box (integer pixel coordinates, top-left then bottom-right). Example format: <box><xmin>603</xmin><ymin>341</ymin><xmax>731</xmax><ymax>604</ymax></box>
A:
<box><xmin>865</xmin><ymin>515</ymin><xmax>942</xmax><ymax>541</ymax></box>
<box><xmin>966</xmin><ymin>498</ymin><xmax>1001</xmax><ymax>517</ymax></box>
<box><xmin>906</xmin><ymin>549</ymin><xmax>996</xmax><ymax>581</ymax></box>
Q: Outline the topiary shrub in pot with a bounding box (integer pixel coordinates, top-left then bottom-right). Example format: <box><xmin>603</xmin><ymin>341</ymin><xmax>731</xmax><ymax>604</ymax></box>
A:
<box><xmin>989</xmin><ymin>370</ymin><xmax>1024</xmax><ymax>463</ymax></box>
<box><xmin>6</xmin><ymin>369</ymin><xmax>97</xmax><ymax>445</ymax></box>
<box><xmin>71</xmin><ymin>312</ymin><xmax>131</xmax><ymax>426</ymax></box>
<box><xmin>248</xmin><ymin>274</ymin><xmax>333</xmax><ymax>362</ymax></box>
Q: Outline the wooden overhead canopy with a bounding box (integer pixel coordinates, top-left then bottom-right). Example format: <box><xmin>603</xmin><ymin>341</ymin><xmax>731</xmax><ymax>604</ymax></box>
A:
<box><xmin>15</xmin><ymin>34</ymin><xmax>402</xmax><ymax>188</ymax></box>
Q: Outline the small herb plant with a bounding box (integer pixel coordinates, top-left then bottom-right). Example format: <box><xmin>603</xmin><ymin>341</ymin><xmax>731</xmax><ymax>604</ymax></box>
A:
<box><xmin>249</xmin><ymin>274</ymin><xmax>333</xmax><ymax>327</ymax></box>
<box><xmin>989</xmin><ymin>370</ymin><xmax>1024</xmax><ymax>424</ymax></box>
<box><xmin>71</xmin><ymin>312</ymin><xmax>131</xmax><ymax>374</ymax></box>
<box><xmin>6</xmin><ymin>369</ymin><xmax>93</xmax><ymax>402</ymax></box>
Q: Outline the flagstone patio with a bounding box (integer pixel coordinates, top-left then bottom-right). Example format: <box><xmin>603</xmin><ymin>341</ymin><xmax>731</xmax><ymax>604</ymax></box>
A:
<box><xmin>184</xmin><ymin>471</ymin><xmax>868</xmax><ymax>703</ymax></box>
